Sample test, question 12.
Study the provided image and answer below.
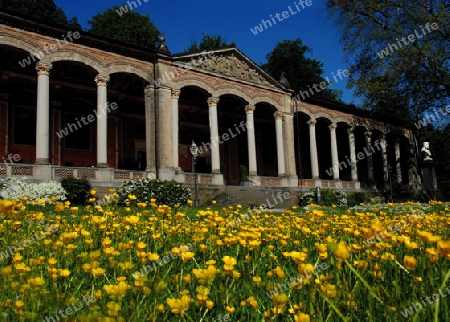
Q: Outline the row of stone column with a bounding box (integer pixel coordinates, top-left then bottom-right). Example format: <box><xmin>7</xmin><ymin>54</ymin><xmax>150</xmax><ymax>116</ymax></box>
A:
<box><xmin>35</xmin><ymin>62</ymin><xmax>109</xmax><ymax>167</ymax></box>
<box><xmin>32</xmin><ymin>62</ymin><xmax>403</xmax><ymax>185</ymax></box>
<box><xmin>308</xmin><ymin>118</ymin><xmax>402</xmax><ymax>184</ymax></box>
<box><xmin>170</xmin><ymin>92</ymin><xmax>288</xmax><ymax>177</ymax></box>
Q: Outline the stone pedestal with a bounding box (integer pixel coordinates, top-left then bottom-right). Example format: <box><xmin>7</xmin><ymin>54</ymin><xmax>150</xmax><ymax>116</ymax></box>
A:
<box><xmin>421</xmin><ymin>161</ymin><xmax>439</xmax><ymax>198</ymax></box>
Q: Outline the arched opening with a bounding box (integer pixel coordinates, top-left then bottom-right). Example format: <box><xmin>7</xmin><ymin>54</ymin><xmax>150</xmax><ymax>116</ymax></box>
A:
<box><xmin>254</xmin><ymin>102</ymin><xmax>278</xmax><ymax>177</ymax></box>
<box><xmin>293</xmin><ymin>112</ymin><xmax>311</xmax><ymax>179</ymax></box>
<box><xmin>336</xmin><ymin>122</ymin><xmax>351</xmax><ymax>180</ymax></box>
<box><xmin>315</xmin><ymin>117</ymin><xmax>332</xmax><ymax>179</ymax></box>
<box><xmin>177</xmin><ymin>86</ymin><xmax>210</xmax><ymax>174</ymax></box>
<box><xmin>218</xmin><ymin>95</ymin><xmax>248</xmax><ymax>185</ymax></box>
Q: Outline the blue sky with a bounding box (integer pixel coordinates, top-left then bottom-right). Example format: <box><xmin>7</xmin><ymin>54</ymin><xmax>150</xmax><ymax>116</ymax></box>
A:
<box><xmin>54</xmin><ymin>0</ymin><xmax>357</xmax><ymax>104</ymax></box>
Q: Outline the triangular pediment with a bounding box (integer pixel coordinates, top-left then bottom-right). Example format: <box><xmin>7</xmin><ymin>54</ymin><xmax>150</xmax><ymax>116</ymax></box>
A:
<box><xmin>173</xmin><ymin>47</ymin><xmax>285</xmax><ymax>89</ymax></box>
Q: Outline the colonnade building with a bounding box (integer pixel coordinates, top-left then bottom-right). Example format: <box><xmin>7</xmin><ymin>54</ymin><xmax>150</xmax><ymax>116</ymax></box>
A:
<box><xmin>0</xmin><ymin>11</ymin><xmax>421</xmax><ymax>203</ymax></box>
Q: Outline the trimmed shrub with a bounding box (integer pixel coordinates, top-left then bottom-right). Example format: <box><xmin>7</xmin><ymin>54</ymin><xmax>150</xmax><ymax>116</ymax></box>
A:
<box><xmin>60</xmin><ymin>177</ymin><xmax>94</xmax><ymax>205</ymax></box>
<box><xmin>117</xmin><ymin>179</ymin><xmax>191</xmax><ymax>206</ymax></box>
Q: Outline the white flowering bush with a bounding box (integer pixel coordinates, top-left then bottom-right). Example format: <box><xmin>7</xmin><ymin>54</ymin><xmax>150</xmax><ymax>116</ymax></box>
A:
<box><xmin>0</xmin><ymin>177</ymin><xmax>67</xmax><ymax>204</ymax></box>
<box><xmin>299</xmin><ymin>188</ymin><xmax>348</xmax><ymax>207</ymax></box>
<box><xmin>335</xmin><ymin>190</ymin><xmax>348</xmax><ymax>206</ymax></box>
<box><xmin>298</xmin><ymin>190</ymin><xmax>316</xmax><ymax>207</ymax></box>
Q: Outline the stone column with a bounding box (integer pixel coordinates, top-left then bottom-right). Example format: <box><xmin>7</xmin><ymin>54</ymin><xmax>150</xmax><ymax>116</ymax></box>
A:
<box><xmin>245</xmin><ymin>105</ymin><xmax>257</xmax><ymax>176</ymax></box>
<box><xmin>208</xmin><ymin>97</ymin><xmax>220</xmax><ymax>174</ymax></box>
<box><xmin>156</xmin><ymin>87</ymin><xmax>173</xmax><ymax>179</ymax></box>
<box><xmin>144</xmin><ymin>85</ymin><xmax>155</xmax><ymax>172</ymax></box>
<box><xmin>365</xmin><ymin>131</ymin><xmax>374</xmax><ymax>182</ymax></box>
<box><xmin>283</xmin><ymin>114</ymin><xmax>297</xmax><ymax>178</ymax></box>
<box><xmin>380</xmin><ymin>134</ymin><xmax>389</xmax><ymax>184</ymax></box>
<box><xmin>395</xmin><ymin>139</ymin><xmax>402</xmax><ymax>184</ymax></box>
<box><xmin>171</xmin><ymin>90</ymin><xmax>180</xmax><ymax>169</ymax></box>
<box><xmin>308</xmin><ymin>119</ymin><xmax>319</xmax><ymax>179</ymax></box>
<box><xmin>95</xmin><ymin>75</ymin><xmax>109</xmax><ymax>167</ymax></box>
<box><xmin>329</xmin><ymin>123</ymin><xmax>339</xmax><ymax>180</ymax></box>
<box><xmin>274</xmin><ymin>111</ymin><xmax>286</xmax><ymax>176</ymax></box>
<box><xmin>347</xmin><ymin>127</ymin><xmax>358</xmax><ymax>181</ymax></box>
<box><xmin>35</xmin><ymin>63</ymin><xmax>52</xmax><ymax>164</ymax></box>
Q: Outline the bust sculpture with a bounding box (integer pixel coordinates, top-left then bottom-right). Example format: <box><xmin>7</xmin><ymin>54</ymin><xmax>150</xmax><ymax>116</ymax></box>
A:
<box><xmin>421</xmin><ymin>142</ymin><xmax>432</xmax><ymax>161</ymax></box>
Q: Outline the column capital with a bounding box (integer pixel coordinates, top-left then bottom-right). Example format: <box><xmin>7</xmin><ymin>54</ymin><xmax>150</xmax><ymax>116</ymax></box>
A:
<box><xmin>95</xmin><ymin>75</ymin><xmax>109</xmax><ymax>86</ymax></box>
<box><xmin>380</xmin><ymin>132</ymin><xmax>387</xmax><ymax>141</ymax></box>
<box><xmin>245</xmin><ymin>105</ymin><xmax>255</xmax><ymax>114</ymax></box>
<box><xmin>307</xmin><ymin>118</ymin><xmax>316</xmax><ymax>126</ymax></box>
<box><xmin>207</xmin><ymin>97</ymin><xmax>219</xmax><ymax>107</ymax></box>
<box><xmin>328</xmin><ymin>123</ymin><xmax>337</xmax><ymax>131</ymax></box>
<box><xmin>171</xmin><ymin>89</ymin><xmax>180</xmax><ymax>99</ymax></box>
<box><xmin>364</xmin><ymin>130</ymin><xmax>372</xmax><ymax>138</ymax></box>
<box><xmin>144</xmin><ymin>85</ymin><xmax>154</xmax><ymax>97</ymax></box>
<box><xmin>274</xmin><ymin>111</ymin><xmax>283</xmax><ymax>120</ymax></box>
<box><xmin>347</xmin><ymin>126</ymin><xmax>355</xmax><ymax>135</ymax></box>
<box><xmin>36</xmin><ymin>63</ymin><xmax>52</xmax><ymax>76</ymax></box>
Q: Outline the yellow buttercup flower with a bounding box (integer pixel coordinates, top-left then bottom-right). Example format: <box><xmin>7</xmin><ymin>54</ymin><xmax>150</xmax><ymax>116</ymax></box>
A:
<box><xmin>404</xmin><ymin>256</ymin><xmax>417</xmax><ymax>271</ymax></box>
<box><xmin>166</xmin><ymin>295</ymin><xmax>192</xmax><ymax>317</ymax></box>
<box><xmin>437</xmin><ymin>240</ymin><xmax>450</xmax><ymax>256</ymax></box>
<box><xmin>181</xmin><ymin>251</ymin><xmax>195</xmax><ymax>262</ymax></box>
<box><xmin>331</xmin><ymin>242</ymin><xmax>349</xmax><ymax>261</ymax></box>
<box><xmin>0</xmin><ymin>200</ymin><xmax>16</xmax><ymax>214</ymax></box>
<box><xmin>54</xmin><ymin>203</ymin><xmax>65</xmax><ymax>212</ymax></box>
<box><xmin>222</xmin><ymin>256</ymin><xmax>237</xmax><ymax>273</ymax></box>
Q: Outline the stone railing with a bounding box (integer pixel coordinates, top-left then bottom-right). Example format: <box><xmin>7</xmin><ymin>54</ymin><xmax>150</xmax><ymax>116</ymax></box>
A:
<box><xmin>185</xmin><ymin>173</ymin><xmax>213</xmax><ymax>184</ymax></box>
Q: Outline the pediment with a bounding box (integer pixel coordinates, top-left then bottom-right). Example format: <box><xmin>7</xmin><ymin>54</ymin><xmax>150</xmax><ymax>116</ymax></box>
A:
<box><xmin>173</xmin><ymin>48</ymin><xmax>283</xmax><ymax>89</ymax></box>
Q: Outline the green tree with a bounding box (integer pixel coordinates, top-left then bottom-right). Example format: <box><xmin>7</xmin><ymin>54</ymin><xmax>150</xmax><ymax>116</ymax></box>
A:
<box><xmin>0</xmin><ymin>0</ymin><xmax>80</xmax><ymax>28</ymax></box>
<box><xmin>187</xmin><ymin>34</ymin><xmax>234</xmax><ymax>52</ymax></box>
<box><xmin>325</xmin><ymin>0</ymin><xmax>450</xmax><ymax>119</ymax></box>
<box><xmin>88</xmin><ymin>5</ymin><xmax>160</xmax><ymax>49</ymax></box>
<box><xmin>261</xmin><ymin>38</ymin><xmax>343</xmax><ymax>102</ymax></box>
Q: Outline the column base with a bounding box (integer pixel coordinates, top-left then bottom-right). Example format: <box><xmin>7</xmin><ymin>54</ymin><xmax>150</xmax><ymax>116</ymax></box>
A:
<box><xmin>35</xmin><ymin>158</ymin><xmax>49</xmax><ymax>165</ymax></box>
<box><xmin>158</xmin><ymin>166</ymin><xmax>176</xmax><ymax>181</ymax></box>
<box><xmin>96</xmin><ymin>163</ymin><xmax>109</xmax><ymax>168</ymax></box>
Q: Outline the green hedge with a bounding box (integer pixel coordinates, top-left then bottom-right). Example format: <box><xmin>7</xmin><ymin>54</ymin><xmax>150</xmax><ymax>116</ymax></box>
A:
<box><xmin>60</xmin><ymin>177</ymin><xmax>94</xmax><ymax>205</ymax></box>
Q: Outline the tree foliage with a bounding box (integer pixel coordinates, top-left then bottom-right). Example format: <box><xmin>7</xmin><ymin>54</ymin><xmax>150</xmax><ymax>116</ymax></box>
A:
<box><xmin>187</xmin><ymin>34</ymin><xmax>234</xmax><ymax>52</ymax></box>
<box><xmin>261</xmin><ymin>38</ymin><xmax>343</xmax><ymax>102</ymax></box>
<box><xmin>0</xmin><ymin>0</ymin><xmax>80</xmax><ymax>28</ymax></box>
<box><xmin>88</xmin><ymin>5</ymin><xmax>160</xmax><ymax>49</ymax></box>
<box><xmin>326</xmin><ymin>0</ymin><xmax>450</xmax><ymax>120</ymax></box>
